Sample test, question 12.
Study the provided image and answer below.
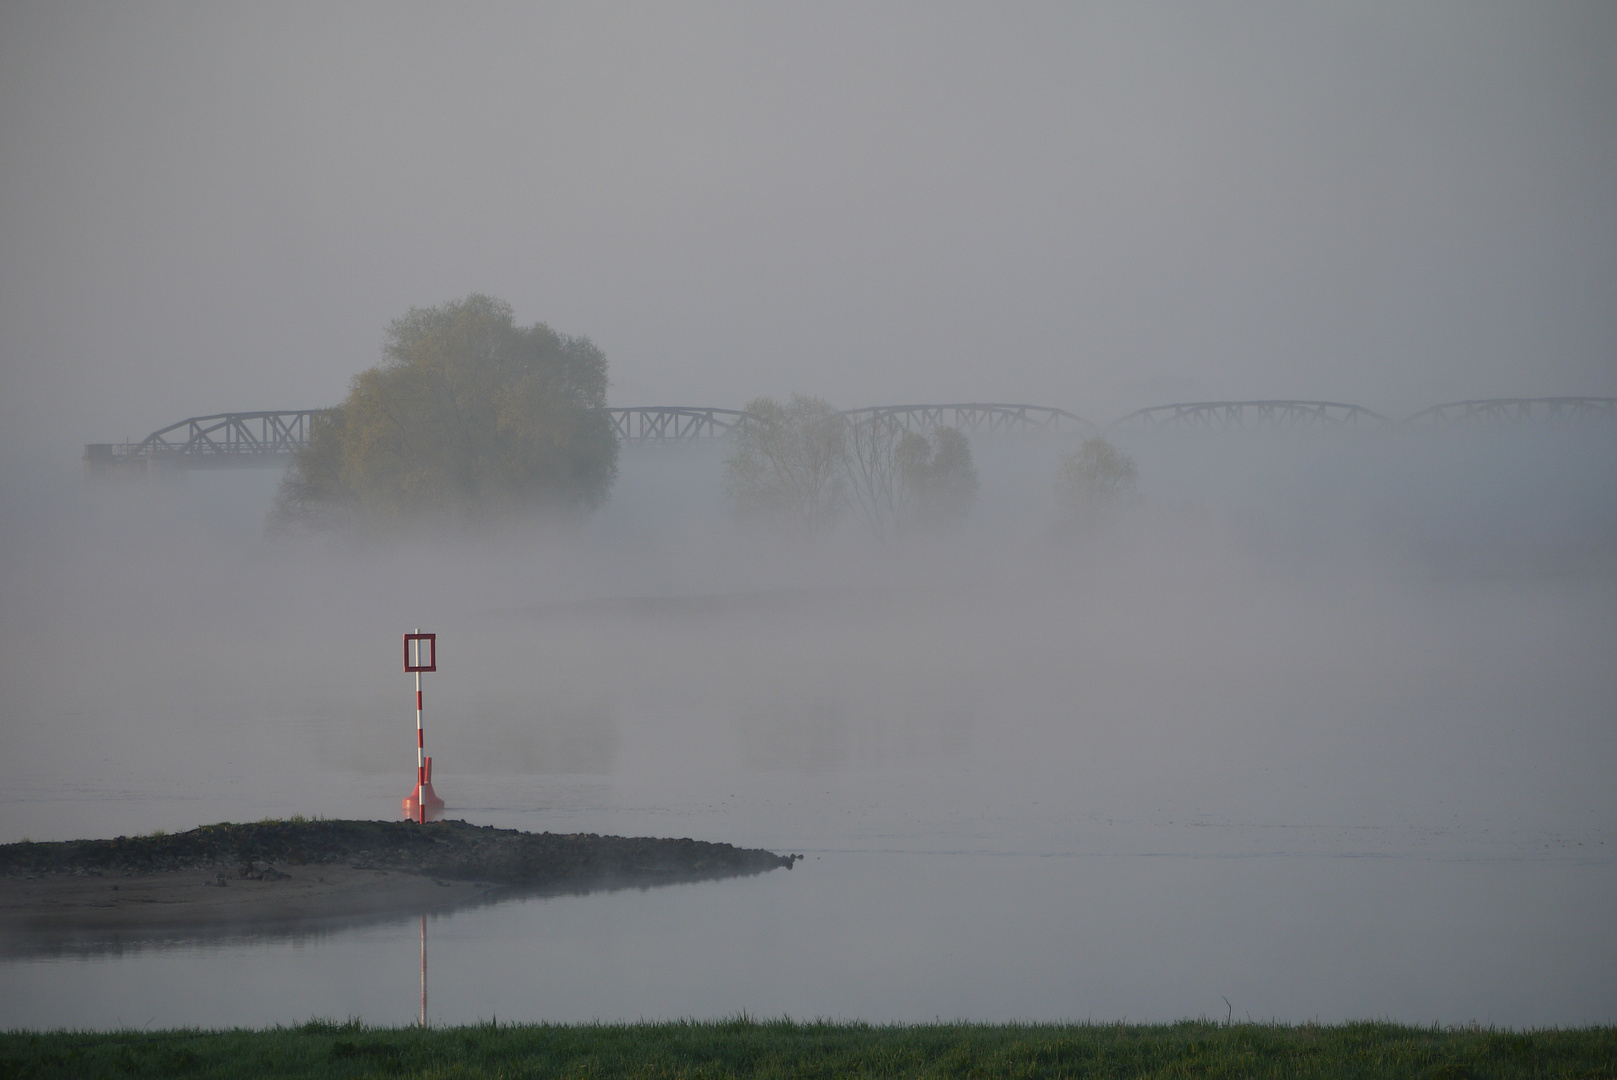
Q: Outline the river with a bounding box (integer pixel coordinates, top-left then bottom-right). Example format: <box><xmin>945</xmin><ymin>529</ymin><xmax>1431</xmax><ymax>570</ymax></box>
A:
<box><xmin>1</xmin><ymin>444</ymin><xmax>1613</xmax><ymax>1028</ymax></box>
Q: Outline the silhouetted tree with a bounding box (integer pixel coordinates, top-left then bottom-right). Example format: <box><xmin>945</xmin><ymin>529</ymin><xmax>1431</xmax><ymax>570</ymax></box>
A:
<box><xmin>1055</xmin><ymin>437</ymin><xmax>1137</xmax><ymax>517</ymax></box>
<box><xmin>724</xmin><ymin>394</ymin><xmax>847</xmax><ymax>532</ymax></box>
<box><xmin>726</xmin><ymin>401</ymin><xmax>979</xmax><ymax>538</ymax></box>
<box><xmin>845</xmin><ymin>412</ymin><xmax>906</xmax><ymax>540</ymax></box>
<box><xmin>896</xmin><ymin>426</ymin><xmax>978</xmax><ymax>530</ymax></box>
<box><xmin>275</xmin><ymin>295</ymin><xmax>617</xmax><ymax>528</ymax></box>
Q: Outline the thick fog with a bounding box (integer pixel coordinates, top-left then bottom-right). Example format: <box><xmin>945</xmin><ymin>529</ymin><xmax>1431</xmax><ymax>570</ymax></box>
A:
<box><xmin>2</xmin><ymin>425</ymin><xmax>1614</xmax><ymax>861</ymax></box>
<box><xmin>2</xmin><ymin>2</ymin><xmax>1615</xmax><ymax>459</ymax></box>
<box><xmin>0</xmin><ymin>3</ymin><xmax>1615</xmax><ymax>1024</ymax></box>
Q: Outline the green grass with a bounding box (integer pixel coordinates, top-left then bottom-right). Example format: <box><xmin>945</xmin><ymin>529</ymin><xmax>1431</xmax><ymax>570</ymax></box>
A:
<box><xmin>1</xmin><ymin>1019</ymin><xmax>1612</xmax><ymax>1078</ymax></box>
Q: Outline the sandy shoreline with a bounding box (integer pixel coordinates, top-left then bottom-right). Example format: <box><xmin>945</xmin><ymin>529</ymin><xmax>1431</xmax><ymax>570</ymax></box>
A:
<box><xmin>0</xmin><ymin>819</ymin><xmax>795</xmax><ymax>955</ymax></box>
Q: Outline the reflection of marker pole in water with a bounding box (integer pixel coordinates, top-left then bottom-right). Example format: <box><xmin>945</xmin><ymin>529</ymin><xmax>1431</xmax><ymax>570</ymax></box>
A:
<box><xmin>403</xmin><ymin>632</ymin><xmax>445</xmax><ymax>822</ymax></box>
<box><xmin>420</xmin><ymin>914</ymin><xmax>428</xmax><ymax>1028</ymax></box>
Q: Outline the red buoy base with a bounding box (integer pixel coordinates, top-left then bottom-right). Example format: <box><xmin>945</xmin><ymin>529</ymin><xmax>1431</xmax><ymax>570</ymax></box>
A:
<box><xmin>403</xmin><ymin>756</ymin><xmax>445</xmax><ymax>821</ymax></box>
<box><xmin>403</xmin><ymin>780</ymin><xmax>444</xmax><ymax>821</ymax></box>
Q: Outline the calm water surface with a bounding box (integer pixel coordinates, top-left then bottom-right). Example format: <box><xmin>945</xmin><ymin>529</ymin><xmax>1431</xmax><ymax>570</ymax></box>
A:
<box><xmin>3</xmin><ymin>771</ymin><xmax>1613</xmax><ymax>1029</ymax></box>
<box><xmin>3</xmin><ymin>456</ymin><xmax>1614</xmax><ymax>1028</ymax></box>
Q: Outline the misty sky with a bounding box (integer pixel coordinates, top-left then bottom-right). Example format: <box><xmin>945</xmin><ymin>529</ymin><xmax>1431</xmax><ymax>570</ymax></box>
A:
<box><xmin>1</xmin><ymin>1</ymin><xmax>1614</xmax><ymax>462</ymax></box>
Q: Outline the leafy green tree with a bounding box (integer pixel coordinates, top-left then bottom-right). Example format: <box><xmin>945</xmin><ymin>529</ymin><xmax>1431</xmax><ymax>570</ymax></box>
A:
<box><xmin>1055</xmin><ymin>437</ymin><xmax>1137</xmax><ymax>517</ymax></box>
<box><xmin>275</xmin><ymin>295</ymin><xmax>617</xmax><ymax>527</ymax></box>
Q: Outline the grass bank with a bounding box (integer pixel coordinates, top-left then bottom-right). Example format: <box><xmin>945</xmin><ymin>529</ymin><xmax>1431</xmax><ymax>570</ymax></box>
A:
<box><xmin>1</xmin><ymin>1018</ymin><xmax>1612</xmax><ymax>1078</ymax></box>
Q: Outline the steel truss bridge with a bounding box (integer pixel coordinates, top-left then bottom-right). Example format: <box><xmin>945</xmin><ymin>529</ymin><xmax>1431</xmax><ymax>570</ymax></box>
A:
<box><xmin>839</xmin><ymin>404</ymin><xmax>1092</xmax><ymax>436</ymax></box>
<box><xmin>604</xmin><ymin>407</ymin><xmax>755</xmax><ymax>442</ymax></box>
<box><xmin>85</xmin><ymin>410</ymin><xmax>329</xmax><ymax>471</ymax></box>
<box><xmin>1107</xmin><ymin>397</ymin><xmax>1617</xmax><ymax>433</ymax></box>
<box><xmin>1107</xmin><ymin>400</ymin><xmax>1392</xmax><ymax>432</ymax></box>
<box><xmin>87</xmin><ymin>397</ymin><xmax>1617</xmax><ymax>470</ymax></box>
<box><xmin>609</xmin><ymin>403</ymin><xmax>1093</xmax><ymax>443</ymax></box>
<box><xmin>1401</xmin><ymin>397</ymin><xmax>1617</xmax><ymax>427</ymax></box>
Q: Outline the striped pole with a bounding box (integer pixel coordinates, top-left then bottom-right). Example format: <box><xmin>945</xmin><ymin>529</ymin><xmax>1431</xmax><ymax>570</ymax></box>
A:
<box><xmin>403</xmin><ymin>630</ymin><xmax>441</xmax><ymax>822</ymax></box>
<box><xmin>415</xmin><ymin>627</ymin><xmax>424</xmax><ymax>825</ymax></box>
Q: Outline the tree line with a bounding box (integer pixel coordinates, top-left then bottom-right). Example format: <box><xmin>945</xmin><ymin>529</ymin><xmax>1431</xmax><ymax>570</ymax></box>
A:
<box><xmin>723</xmin><ymin>394</ymin><xmax>980</xmax><ymax>539</ymax></box>
<box><xmin>275</xmin><ymin>295</ymin><xmax>618</xmax><ymax>529</ymax></box>
<box><xmin>276</xmin><ymin>296</ymin><xmax>1136</xmax><ymax>534</ymax></box>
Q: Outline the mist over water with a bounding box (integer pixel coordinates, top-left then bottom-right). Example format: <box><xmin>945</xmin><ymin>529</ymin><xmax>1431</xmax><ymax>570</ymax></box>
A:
<box><xmin>6</xmin><ymin>427</ymin><xmax>1614</xmax><ymax>849</ymax></box>
<box><xmin>2</xmin><ymin>0</ymin><xmax>1615</xmax><ymax>1030</ymax></box>
<box><xmin>3</xmin><ymin>424</ymin><xmax>1615</xmax><ymax>1026</ymax></box>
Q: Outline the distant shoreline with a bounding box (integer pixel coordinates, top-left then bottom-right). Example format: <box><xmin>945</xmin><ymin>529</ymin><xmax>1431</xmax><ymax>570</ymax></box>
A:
<box><xmin>0</xmin><ymin>818</ymin><xmax>795</xmax><ymax>952</ymax></box>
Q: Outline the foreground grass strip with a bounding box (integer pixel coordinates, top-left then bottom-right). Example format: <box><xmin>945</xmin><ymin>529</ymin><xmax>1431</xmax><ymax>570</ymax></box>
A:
<box><xmin>1</xmin><ymin>1018</ymin><xmax>1613</xmax><ymax>1078</ymax></box>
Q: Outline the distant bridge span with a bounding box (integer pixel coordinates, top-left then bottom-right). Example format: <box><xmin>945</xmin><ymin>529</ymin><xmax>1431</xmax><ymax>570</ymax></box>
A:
<box><xmin>85</xmin><ymin>410</ymin><xmax>328</xmax><ymax>471</ymax></box>
<box><xmin>609</xmin><ymin>403</ymin><xmax>1095</xmax><ymax>443</ymax></box>
<box><xmin>88</xmin><ymin>395</ymin><xmax>1617</xmax><ymax>470</ymax></box>
<box><xmin>839</xmin><ymin>404</ymin><xmax>1093</xmax><ymax>437</ymax></box>
<box><xmin>1401</xmin><ymin>397</ymin><xmax>1617</xmax><ymax>427</ymax></box>
<box><xmin>1108</xmin><ymin>401</ymin><xmax>1391</xmax><ymax>432</ymax></box>
<box><xmin>1109</xmin><ymin>397</ymin><xmax>1617</xmax><ymax>434</ymax></box>
<box><xmin>604</xmin><ymin>407</ymin><xmax>754</xmax><ymax>442</ymax></box>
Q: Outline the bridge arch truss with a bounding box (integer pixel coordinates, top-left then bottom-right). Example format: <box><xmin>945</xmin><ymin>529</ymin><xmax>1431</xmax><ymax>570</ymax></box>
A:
<box><xmin>604</xmin><ymin>407</ymin><xmax>757</xmax><ymax>443</ymax></box>
<box><xmin>839</xmin><ymin>403</ymin><xmax>1092</xmax><ymax>436</ymax></box>
<box><xmin>90</xmin><ymin>395</ymin><xmax>1617</xmax><ymax>471</ymax></box>
<box><xmin>1401</xmin><ymin>398</ymin><xmax>1617</xmax><ymax>428</ymax></box>
<box><xmin>87</xmin><ymin>410</ymin><xmax>328</xmax><ymax>469</ymax></box>
<box><xmin>1108</xmin><ymin>400</ymin><xmax>1391</xmax><ymax>433</ymax></box>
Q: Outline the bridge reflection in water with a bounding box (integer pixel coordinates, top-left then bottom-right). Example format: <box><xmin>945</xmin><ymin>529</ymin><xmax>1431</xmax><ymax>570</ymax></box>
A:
<box><xmin>84</xmin><ymin>398</ymin><xmax>1617</xmax><ymax>473</ymax></box>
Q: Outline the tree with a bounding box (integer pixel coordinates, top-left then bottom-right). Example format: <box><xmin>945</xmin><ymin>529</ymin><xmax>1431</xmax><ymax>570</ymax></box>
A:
<box><xmin>1055</xmin><ymin>437</ymin><xmax>1137</xmax><ymax>517</ymax></box>
<box><xmin>845</xmin><ymin>412</ymin><xmax>906</xmax><ymax>540</ymax></box>
<box><xmin>275</xmin><ymin>295</ymin><xmax>618</xmax><ymax>527</ymax></box>
<box><xmin>725</xmin><ymin>400</ymin><xmax>980</xmax><ymax>538</ymax></box>
<box><xmin>723</xmin><ymin>394</ymin><xmax>848</xmax><ymax>532</ymax></box>
<box><xmin>896</xmin><ymin>426</ymin><xmax>978</xmax><ymax>530</ymax></box>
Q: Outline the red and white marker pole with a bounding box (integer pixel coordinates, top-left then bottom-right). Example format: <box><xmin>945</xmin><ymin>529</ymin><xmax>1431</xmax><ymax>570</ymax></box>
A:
<box><xmin>415</xmin><ymin>655</ymin><xmax>424</xmax><ymax>824</ymax></box>
<box><xmin>413</xmin><ymin>662</ymin><xmax>420</xmax><ymax>821</ymax></box>
<box><xmin>403</xmin><ymin>631</ymin><xmax>444</xmax><ymax>822</ymax></box>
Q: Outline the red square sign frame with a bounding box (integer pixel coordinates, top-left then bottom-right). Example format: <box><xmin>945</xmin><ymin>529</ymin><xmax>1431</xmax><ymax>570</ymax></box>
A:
<box><xmin>404</xmin><ymin>633</ymin><xmax>436</xmax><ymax>672</ymax></box>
